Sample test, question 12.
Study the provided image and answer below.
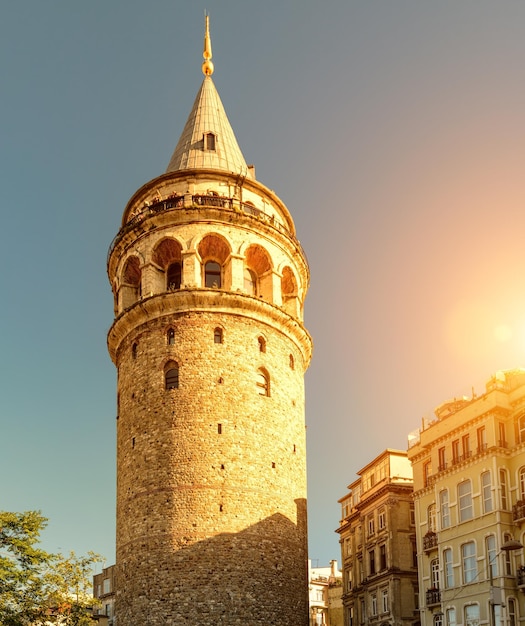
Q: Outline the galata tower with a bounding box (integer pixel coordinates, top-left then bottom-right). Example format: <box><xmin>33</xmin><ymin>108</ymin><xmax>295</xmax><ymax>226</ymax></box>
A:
<box><xmin>107</xmin><ymin>16</ymin><xmax>312</xmax><ymax>626</ymax></box>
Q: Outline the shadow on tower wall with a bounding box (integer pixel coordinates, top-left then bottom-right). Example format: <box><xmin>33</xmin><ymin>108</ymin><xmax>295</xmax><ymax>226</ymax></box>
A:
<box><xmin>117</xmin><ymin>498</ymin><xmax>308</xmax><ymax>626</ymax></box>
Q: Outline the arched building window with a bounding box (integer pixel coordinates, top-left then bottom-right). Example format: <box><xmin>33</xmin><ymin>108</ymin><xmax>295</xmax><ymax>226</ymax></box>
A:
<box><xmin>256</xmin><ymin>368</ymin><xmax>270</xmax><ymax>397</ymax></box>
<box><xmin>258</xmin><ymin>336</ymin><xmax>266</xmax><ymax>353</ymax></box>
<box><xmin>214</xmin><ymin>327</ymin><xmax>223</xmax><ymax>344</ymax></box>
<box><xmin>244</xmin><ymin>268</ymin><xmax>257</xmax><ymax>295</ymax></box>
<box><xmin>121</xmin><ymin>256</ymin><xmax>142</xmax><ymax>309</ymax></box>
<box><xmin>152</xmin><ymin>238</ymin><xmax>183</xmax><ymax>293</ymax></box>
<box><xmin>165</xmin><ymin>362</ymin><xmax>179</xmax><ymax>390</ymax></box>
<box><xmin>198</xmin><ymin>234</ymin><xmax>231</xmax><ymax>290</ymax></box>
<box><xmin>167</xmin><ymin>328</ymin><xmax>175</xmax><ymax>345</ymax></box>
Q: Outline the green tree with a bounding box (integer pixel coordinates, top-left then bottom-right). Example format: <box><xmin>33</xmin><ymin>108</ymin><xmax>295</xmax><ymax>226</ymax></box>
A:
<box><xmin>0</xmin><ymin>511</ymin><xmax>103</xmax><ymax>626</ymax></box>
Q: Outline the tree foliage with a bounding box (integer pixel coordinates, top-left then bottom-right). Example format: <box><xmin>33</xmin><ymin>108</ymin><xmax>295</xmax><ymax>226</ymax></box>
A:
<box><xmin>0</xmin><ymin>511</ymin><xmax>103</xmax><ymax>625</ymax></box>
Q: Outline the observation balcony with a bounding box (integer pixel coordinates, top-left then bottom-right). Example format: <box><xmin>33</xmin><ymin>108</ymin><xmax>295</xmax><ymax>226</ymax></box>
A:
<box><xmin>108</xmin><ymin>193</ymin><xmax>306</xmax><ymax>264</ymax></box>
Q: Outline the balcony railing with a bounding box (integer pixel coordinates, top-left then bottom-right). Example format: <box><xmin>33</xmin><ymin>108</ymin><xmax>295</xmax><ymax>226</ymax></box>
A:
<box><xmin>423</xmin><ymin>532</ymin><xmax>438</xmax><ymax>552</ymax></box>
<box><xmin>426</xmin><ymin>588</ymin><xmax>441</xmax><ymax>607</ymax></box>
<box><xmin>513</xmin><ymin>500</ymin><xmax>525</xmax><ymax>522</ymax></box>
<box><xmin>517</xmin><ymin>566</ymin><xmax>525</xmax><ymax>588</ymax></box>
<box><xmin>108</xmin><ymin>193</ymin><xmax>306</xmax><ymax>264</ymax></box>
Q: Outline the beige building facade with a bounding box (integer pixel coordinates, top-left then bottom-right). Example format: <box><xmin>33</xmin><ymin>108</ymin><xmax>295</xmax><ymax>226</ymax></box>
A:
<box><xmin>106</xmin><ymin>18</ymin><xmax>312</xmax><ymax>626</ymax></box>
<box><xmin>337</xmin><ymin>450</ymin><xmax>419</xmax><ymax>626</ymax></box>
<box><xmin>407</xmin><ymin>369</ymin><xmax>525</xmax><ymax>626</ymax></box>
<box><xmin>309</xmin><ymin>560</ymin><xmax>343</xmax><ymax>626</ymax></box>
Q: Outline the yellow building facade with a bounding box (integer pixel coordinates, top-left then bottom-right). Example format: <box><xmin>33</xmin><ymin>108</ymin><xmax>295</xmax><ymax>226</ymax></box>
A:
<box><xmin>408</xmin><ymin>369</ymin><xmax>525</xmax><ymax>626</ymax></box>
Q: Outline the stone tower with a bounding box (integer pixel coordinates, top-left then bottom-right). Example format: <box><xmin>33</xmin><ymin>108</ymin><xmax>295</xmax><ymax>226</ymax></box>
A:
<box><xmin>107</xmin><ymin>17</ymin><xmax>312</xmax><ymax>626</ymax></box>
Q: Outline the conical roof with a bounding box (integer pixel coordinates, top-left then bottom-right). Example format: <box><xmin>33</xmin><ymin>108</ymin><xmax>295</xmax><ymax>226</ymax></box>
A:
<box><xmin>166</xmin><ymin>75</ymin><xmax>251</xmax><ymax>177</ymax></box>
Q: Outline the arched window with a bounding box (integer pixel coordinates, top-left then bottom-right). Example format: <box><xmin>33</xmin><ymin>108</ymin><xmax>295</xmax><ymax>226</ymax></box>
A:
<box><xmin>165</xmin><ymin>362</ymin><xmax>179</xmax><ymax>390</ymax></box>
<box><xmin>152</xmin><ymin>239</ymin><xmax>182</xmax><ymax>294</ymax></box>
<box><xmin>258</xmin><ymin>336</ymin><xmax>266</xmax><ymax>353</ymax></box>
<box><xmin>458</xmin><ymin>480</ymin><xmax>473</xmax><ymax>521</ymax></box>
<box><xmin>481</xmin><ymin>471</ymin><xmax>493</xmax><ymax>513</ymax></box>
<box><xmin>256</xmin><ymin>368</ymin><xmax>270</xmax><ymax>397</ymax></box>
<box><xmin>205</xmin><ymin>261</ymin><xmax>221</xmax><ymax>288</ymax></box>
<box><xmin>167</xmin><ymin>328</ymin><xmax>175</xmax><ymax>345</ymax></box>
<box><xmin>519</xmin><ymin>415</ymin><xmax>525</xmax><ymax>444</ymax></box>
<box><xmin>508</xmin><ymin>598</ymin><xmax>517</xmax><ymax>626</ymax></box>
<box><xmin>121</xmin><ymin>256</ymin><xmax>142</xmax><ymax>309</ymax></box>
<box><xmin>244</xmin><ymin>268</ymin><xmax>257</xmax><ymax>295</ymax></box>
<box><xmin>427</xmin><ymin>503</ymin><xmax>436</xmax><ymax>532</ymax></box>
<box><xmin>289</xmin><ymin>354</ymin><xmax>295</xmax><ymax>370</ymax></box>
<box><xmin>461</xmin><ymin>542</ymin><xmax>477</xmax><ymax>583</ymax></box>
<box><xmin>439</xmin><ymin>490</ymin><xmax>450</xmax><ymax>529</ymax></box>
<box><xmin>430</xmin><ymin>558</ymin><xmax>440</xmax><ymax>588</ymax></box>
<box><xmin>167</xmin><ymin>262</ymin><xmax>181</xmax><ymax>290</ymax></box>
<box><xmin>500</xmin><ymin>469</ymin><xmax>509</xmax><ymax>510</ymax></box>
<box><xmin>132</xmin><ymin>342</ymin><xmax>138</xmax><ymax>359</ymax></box>
<box><xmin>519</xmin><ymin>467</ymin><xmax>525</xmax><ymax>500</ymax></box>
<box><xmin>214</xmin><ymin>327</ymin><xmax>223</xmax><ymax>344</ymax></box>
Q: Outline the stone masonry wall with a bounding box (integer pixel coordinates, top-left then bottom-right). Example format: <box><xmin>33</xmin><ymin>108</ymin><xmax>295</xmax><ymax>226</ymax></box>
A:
<box><xmin>114</xmin><ymin>307</ymin><xmax>309</xmax><ymax>625</ymax></box>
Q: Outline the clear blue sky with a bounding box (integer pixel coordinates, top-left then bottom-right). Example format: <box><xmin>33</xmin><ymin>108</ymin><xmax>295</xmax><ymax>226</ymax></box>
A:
<box><xmin>2</xmin><ymin>1</ymin><xmax>525</xmax><ymax>569</ymax></box>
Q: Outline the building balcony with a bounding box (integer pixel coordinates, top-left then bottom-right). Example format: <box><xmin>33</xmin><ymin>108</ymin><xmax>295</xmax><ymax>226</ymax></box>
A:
<box><xmin>513</xmin><ymin>501</ymin><xmax>525</xmax><ymax>522</ymax></box>
<box><xmin>423</xmin><ymin>532</ymin><xmax>438</xmax><ymax>552</ymax></box>
<box><xmin>426</xmin><ymin>588</ymin><xmax>441</xmax><ymax>607</ymax></box>
<box><xmin>517</xmin><ymin>566</ymin><xmax>525</xmax><ymax>590</ymax></box>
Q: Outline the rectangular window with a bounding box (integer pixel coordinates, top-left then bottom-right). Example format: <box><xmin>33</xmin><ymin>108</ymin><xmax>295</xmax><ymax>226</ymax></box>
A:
<box><xmin>477</xmin><ymin>426</ymin><xmax>486</xmax><ymax>452</ymax></box>
<box><xmin>500</xmin><ymin>469</ymin><xmax>509</xmax><ymax>510</ymax></box>
<box><xmin>482</xmin><ymin>471</ymin><xmax>493</xmax><ymax>513</ymax></box>
<box><xmin>380</xmin><ymin>544</ymin><xmax>387</xmax><ymax>570</ymax></box>
<box><xmin>462</xmin><ymin>542</ymin><xmax>477</xmax><ymax>583</ymax></box>
<box><xmin>381</xmin><ymin>588</ymin><xmax>389</xmax><ymax>613</ymax></box>
<box><xmin>371</xmin><ymin>593</ymin><xmax>377</xmax><ymax>616</ymax></box>
<box><xmin>438</xmin><ymin>446</ymin><xmax>446</xmax><ymax>471</ymax></box>
<box><xmin>378</xmin><ymin>507</ymin><xmax>386</xmax><ymax>530</ymax></box>
<box><xmin>446</xmin><ymin>608</ymin><xmax>456</xmax><ymax>626</ymax></box>
<box><xmin>458</xmin><ymin>480</ymin><xmax>473</xmax><ymax>521</ymax></box>
<box><xmin>410</xmin><ymin>505</ymin><xmax>415</xmax><ymax>526</ymax></box>
<box><xmin>499</xmin><ymin>421</ymin><xmax>507</xmax><ymax>446</ymax></box>
<box><xmin>431</xmin><ymin>558</ymin><xmax>440</xmax><ymax>588</ymax></box>
<box><xmin>462</xmin><ymin>434</ymin><xmax>470</xmax><ymax>459</ymax></box>
<box><xmin>452</xmin><ymin>439</ymin><xmax>460</xmax><ymax>464</ymax></box>
<box><xmin>440</xmin><ymin>489</ymin><xmax>450</xmax><ymax>529</ymax></box>
<box><xmin>368</xmin><ymin>514</ymin><xmax>375</xmax><ymax>536</ymax></box>
<box><xmin>103</xmin><ymin>578</ymin><xmax>110</xmax><ymax>594</ymax></box>
<box><xmin>360</xmin><ymin>598</ymin><xmax>366</xmax><ymax>623</ymax></box>
<box><xmin>424</xmin><ymin>460</ymin><xmax>432</xmax><ymax>487</ymax></box>
<box><xmin>443</xmin><ymin>548</ymin><xmax>454</xmax><ymax>588</ymax></box>
<box><xmin>369</xmin><ymin>549</ymin><xmax>376</xmax><ymax>575</ymax></box>
<box><xmin>486</xmin><ymin>535</ymin><xmax>498</xmax><ymax>578</ymax></box>
<box><xmin>465</xmin><ymin>604</ymin><xmax>480</xmax><ymax>626</ymax></box>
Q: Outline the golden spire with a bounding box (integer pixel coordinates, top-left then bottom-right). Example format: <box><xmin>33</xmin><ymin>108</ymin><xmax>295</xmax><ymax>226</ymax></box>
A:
<box><xmin>202</xmin><ymin>13</ymin><xmax>214</xmax><ymax>76</ymax></box>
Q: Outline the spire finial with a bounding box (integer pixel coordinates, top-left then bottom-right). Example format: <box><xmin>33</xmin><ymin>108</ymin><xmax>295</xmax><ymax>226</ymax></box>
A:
<box><xmin>202</xmin><ymin>12</ymin><xmax>214</xmax><ymax>77</ymax></box>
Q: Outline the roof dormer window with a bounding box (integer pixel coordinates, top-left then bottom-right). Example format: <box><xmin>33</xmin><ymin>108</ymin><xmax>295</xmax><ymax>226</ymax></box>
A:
<box><xmin>204</xmin><ymin>132</ymin><xmax>216</xmax><ymax>151</ymax></box>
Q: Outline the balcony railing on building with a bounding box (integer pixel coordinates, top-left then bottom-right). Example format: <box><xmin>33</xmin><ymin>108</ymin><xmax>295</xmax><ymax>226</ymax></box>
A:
<box><xmin>426</xmin><ymin>588</ymin><xmax>441</xmax><ymax>607</ymax></box>
<box><xmin>517</xmin><ymin>566</ymin><xmax>525</xmax><ymax>590</ymax></box>
<box><xmin>513</xmin><ymin>500</ymin><xmax>525</xmax><ymax>522</ymax></box>
<box><xmin>423</xmin><ymin>532</ymin><xmax>438</xmax><ymax>553</ymax></box>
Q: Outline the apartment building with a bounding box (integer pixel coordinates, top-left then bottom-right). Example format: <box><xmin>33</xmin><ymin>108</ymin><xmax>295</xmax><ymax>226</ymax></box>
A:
<box><xmin>337</xmin><ymin>450</ymin><xmax>418</xmax><ymax>626</ymax></box>
<box><xmin>407</xmin><ymin>369</ymin><xmax>525</xmax><ymax>626</ymax></box>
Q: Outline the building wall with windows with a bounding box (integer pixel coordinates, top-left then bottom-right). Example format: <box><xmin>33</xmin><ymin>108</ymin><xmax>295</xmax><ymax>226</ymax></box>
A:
<box><xmin>93</xmin><ymin>565</ymin><xmax>115</xmax><ymax>625</ymax></box>
<box><xmin>407</xmin><ymin>369</ymin><xmax>525</xmax><ymax>626</ymax></box>
<box><xmin>309</xmin><ymin>560</ymin><xmax>343</xmax><ymax>626</ymax></box>
<box><xmin>337</xmin><ymin>450</ymin><xmax>418</xmax><ymax>626</ymax></box>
